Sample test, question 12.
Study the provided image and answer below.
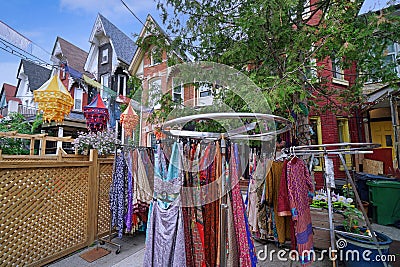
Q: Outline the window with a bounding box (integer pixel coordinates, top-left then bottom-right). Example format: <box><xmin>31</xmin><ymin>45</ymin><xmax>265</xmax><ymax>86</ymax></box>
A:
<box><xmin>74</xmin><ymin>88</ymin><xmax>83</xmax><ymax>111</ymax></box>
<box><xmin>118</xmin><ymin>74</ymin><xmax>127</xmax><ymax>96</ymax></box>
<box><xmin>384</xmin><ymin>43</ymin><xmax>400</xmax><ymax>75</ymax></box>
<box><xmin>150</xmin><ymin>47</ymin><xmax>162</xmax><ymax>65</ymax></box>
<box><xmin>332</xmin><ymin>57</ymin><xmax>344</xmax><ymax>80</ymax></box>
<box><xmin>101</xmin><ymin>48</ymin><xmax>109</xmax><ymax>64</ymax></box>
<box><xmin>302</xmin><ymin>0</ymin><xmax>311</xmax><ymax>20</ymax></box>
<box><xmin>305</xmin><ymin>58</ymin><xmax>317</xmax><ymax>80</ymax></box>
<box><xmin>100</xmin><ymin>74</ymin><xmax>109</xmax><ymax>99</ymax></box>
<box><xmin>337</xmin><ymin>118</ymin><xmax>352</xmax><ymax>169</ymax></box>
<box><xmin>172</xmin><ymin>78</ymin><xmax>183</xmax><ymax>103</ymax></box>
<box><xmin>61</xmin><ymin>67</ymin><xmax>66</xmax><ymax>80</ymax></box>
<box><xmin>197</xmin><ymin>84</ymin><xmax>213</xmax><ymax>106</ymax></box>
<box><xmin>148</xmin><ymin>78</ymin><xmax>162</xmax><ymax>109</ymax></box>
<box><xmin>310</xmin><ymin>117</ymin><xmax>322</xmax><ymax>171</ymax></box>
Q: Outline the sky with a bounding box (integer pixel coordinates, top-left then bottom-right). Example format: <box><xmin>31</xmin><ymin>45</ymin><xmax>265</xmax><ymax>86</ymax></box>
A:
<box><xmin>0</xmin><ymin>0</ymin><xmax>165</xmax><ymax>89</ymax></box>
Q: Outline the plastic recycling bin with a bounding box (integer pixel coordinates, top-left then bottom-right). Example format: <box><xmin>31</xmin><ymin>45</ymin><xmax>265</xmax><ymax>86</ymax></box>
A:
<box><xmin>367</xmin><ymin>180</ymin><xmax>400</xmax><ymax>225</ymax></box>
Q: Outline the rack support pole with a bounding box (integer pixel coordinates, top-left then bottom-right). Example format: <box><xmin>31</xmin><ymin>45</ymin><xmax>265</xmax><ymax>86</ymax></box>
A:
<box><xmin>324</xmin><ymin>154</ymin><xmax>337</xmax><ymax>267</ymax></box>
<box><xmin>219</xmin><ymin>136</ymin><xmax>227</xmax><ymax>267</ymax></box>
<box><xmin>338</xmin><ymin>154</ymin><xmax>388</xmax><ymax>267</ymax></box>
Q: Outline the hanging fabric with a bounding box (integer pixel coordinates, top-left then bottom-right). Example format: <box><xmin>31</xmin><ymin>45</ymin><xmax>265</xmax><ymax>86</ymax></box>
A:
<box><xmin>33</xmin><ymin>75</ymin><xmax>74</xmax><ymax>123</ymax></box>
<box><xmin>83</xmin><ymin>93</ymin><xmax>109</xmax><ymax>132</ymax></box>
<box><xmin>230</xmin><ymin>144</ymin><xmax>257</xmax><ymax>267</ymax></box>
<box><xmin>143</xmin><ymin>142</ymin><xmax>187</xmax><ymax>267</ymax></box>
<box><xmin>286</xmin><ymin>157</ymin><xmax>314</xmax><ymax>266</ymax></box>
<box><xmin>120</xmin><ymin>101</ymin><xmax>139</xmax><ymax>137</ymax></box>
<box><xmin>110</xmin><ymin>152</ymin><xmax>126</xmax><ymax>238</ymax></box>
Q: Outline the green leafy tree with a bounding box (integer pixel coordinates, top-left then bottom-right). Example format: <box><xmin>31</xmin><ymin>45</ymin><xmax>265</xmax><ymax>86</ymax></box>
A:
<box><xmin>155</xmin><ymin>0</ymin><xmax>400</xmax><ymax>144</ymax></box>
<box><xmin>0</xmin><ymin>113</ymin><xmax>36</xmax><ymax>154</ymax></box>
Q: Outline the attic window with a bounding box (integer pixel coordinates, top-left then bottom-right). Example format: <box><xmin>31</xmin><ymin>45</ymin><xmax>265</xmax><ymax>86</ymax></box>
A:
<box><xmin>150</xmin><ymin>47</ymin><xmax>162</xmax><ymax>66</ymax></box>
<box><xmin>101</xmin><ymin>48</ymin><xmax>109</xmax><ymax>64</ymax></box>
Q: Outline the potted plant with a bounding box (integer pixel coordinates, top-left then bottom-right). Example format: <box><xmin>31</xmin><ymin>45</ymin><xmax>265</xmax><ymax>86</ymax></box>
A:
<box><xmin>74</xmin><ymin>129</ymin><xmax>120</xmax><ymax>156</ymax></box>
<box><xmin>335</xmin><ymin>193</ymin><xmax>392</xmax><ymax>267</ymax></box>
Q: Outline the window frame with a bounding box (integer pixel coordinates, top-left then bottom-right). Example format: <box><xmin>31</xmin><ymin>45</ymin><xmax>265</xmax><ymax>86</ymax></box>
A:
<box><xmin>150</xmin><ymin>46</ymin><xmax>162</xmax><ymax>66</ymax></box>
<box><xmin>172</xmin><ymin>78</ymin><xmax>183</xmax><ymax>103</ymax></box>
<box><xmin>100</xmin><ymin>73</ymin><xmax>109</xmax><ymax>99</ymax></box>
<box><xmin>73</xmin><ymin>87</ymin><xmax>83</xmax><ymax>111</ymax></box>
<box><xmin>310</xmin><ymin>116</ymin><xmax>323</xmax><ymax>171</ymax></box>
<box><xmin>117</xmin><ymin>74</ymin><xmax>127</xmax><ymax>96</ymax></box>
<box><xmin>148</xmin><ymin>78</ymin><xmax>162</xmax><ymax>109</ymax></box>
<box><xmin>101</xmin><ymin>48</ymin><xmax>109</xmax><ymax>64</ymax></box>
<box><xmin>337</xmin><ymin>117</ymin><xmax>352</xmax><ymax>170</ymax></box>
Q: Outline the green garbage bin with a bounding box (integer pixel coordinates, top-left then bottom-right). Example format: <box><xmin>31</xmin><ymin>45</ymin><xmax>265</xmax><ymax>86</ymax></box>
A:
<box><xmin>367</xmin><ymin>180</ymin><xmax>400</xmax><ymax>225</ymax></box>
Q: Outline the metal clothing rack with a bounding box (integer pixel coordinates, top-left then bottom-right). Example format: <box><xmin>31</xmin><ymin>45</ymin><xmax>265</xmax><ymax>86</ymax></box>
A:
<box><xmin>162</xmin><ymin>112</ymin><xmax>291</xmax><ymax>267</ymax></box>
<box><xmin>283</xmin><ymin>142</ymin><xmax>388</xmax><ymax>267</ymax></box>
<box><xmin>97</xmin><ymin>144</ymin><xmax>153</xmax><ymax>254</ymax></box>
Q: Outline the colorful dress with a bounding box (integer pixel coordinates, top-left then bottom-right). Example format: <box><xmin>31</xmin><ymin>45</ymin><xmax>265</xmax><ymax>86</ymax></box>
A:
<box><xmin>143</xmin><ymin>142</ymin><xmax>187</xmax><ymax>267</ymax></box>
<box><xmin>230</xmin><ymin>144</ymin><xmax>257</xmax><ymax>267</ymax></box>
<box><xmin>286</xmin><ymin>157</ymin><xmax>314</xmax><ymax>266</ymax></box>
<box><xmin>110</xmin><ymin>152</ymin><xmax>126</xmax><ymax>238</ymax></box>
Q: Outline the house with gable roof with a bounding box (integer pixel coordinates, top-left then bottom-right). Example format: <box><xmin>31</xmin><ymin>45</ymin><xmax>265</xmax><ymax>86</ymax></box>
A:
<box><xmin>84</xmin><ymin>13</ymin><xmax>137</xmax><ymax>140</ymax></box>
<box><xmin>13</xmin><ymin>59</ymin><xmax>51</xmax><ymax>118</ymax></box>
<box><xmin>129</xmin><ymin>14</ymin><xmax>210</xmax><ymax>147</ymax></box>
<box><xmin>0</xmin><ymin>83</ymin><xmax>21</xmax><ymax>117</ymax></box>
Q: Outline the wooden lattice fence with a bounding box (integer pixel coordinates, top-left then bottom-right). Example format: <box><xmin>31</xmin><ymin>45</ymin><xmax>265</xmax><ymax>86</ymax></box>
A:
<box><xmin>0</xmin><ymin>150</ymin><xmax>114</xmax><ymax>266</ymax></box>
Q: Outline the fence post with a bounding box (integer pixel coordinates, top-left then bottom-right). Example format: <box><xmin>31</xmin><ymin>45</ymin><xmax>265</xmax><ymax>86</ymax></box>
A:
<box><xmin>87</xmin><ymin>149</ymin><xmax>99</xmax><ymax>245</ymax></box>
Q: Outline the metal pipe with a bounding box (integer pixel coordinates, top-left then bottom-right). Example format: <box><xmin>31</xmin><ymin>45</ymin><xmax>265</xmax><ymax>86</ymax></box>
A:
<box><xmin>219</xmin><ymin>135</ymin><xmax>227</xmax><ymax>267</ymax></box>
<box><xmin>324</xmin><ymin>153</ymin><xmax>337</xmax><ymax>267</ymax></box>
<box><xmin>338</xmin><ymin>154</ymin><xmax>388</xmax><ymax>267</ymax></box>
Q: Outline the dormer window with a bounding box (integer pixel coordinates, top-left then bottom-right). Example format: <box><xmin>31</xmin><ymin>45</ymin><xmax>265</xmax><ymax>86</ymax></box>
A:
<box><xmin>150</xmin><ymin>47</ymin><xmax>162</xmax><ymax>66</ymax></box>
<box><xmin>101</xmin><ymin>48</ymin><xmax>109</xmax><ymax>64</ymax></box>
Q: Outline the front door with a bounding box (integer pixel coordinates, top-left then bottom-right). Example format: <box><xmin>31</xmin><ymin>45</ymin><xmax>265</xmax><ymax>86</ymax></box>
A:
<box><xmin>370</xmin><ymin>120</ymin><xmax>394</xmax><ymax>158</ymax></box>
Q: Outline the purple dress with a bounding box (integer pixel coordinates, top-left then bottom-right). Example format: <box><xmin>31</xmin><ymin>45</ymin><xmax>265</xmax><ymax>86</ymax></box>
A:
<box><xmin>143</xmin><ymin>143</ymin><xmax>187</xmax><ymax>267</ymax></box>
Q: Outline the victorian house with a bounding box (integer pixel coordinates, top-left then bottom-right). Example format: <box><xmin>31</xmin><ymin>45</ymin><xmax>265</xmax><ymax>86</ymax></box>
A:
<box><xmin>84</xmin><ymin>13</ymin><xmax>137</xmax><ymax>140</ymax></box>
<box><xmin>13</xmin><ymin>59</ymin><xmax>51</xmax><ymax>118</ymax></box>
<box><xmin>129</xmin><ymin>15</ymin><xmax>214</xmax><ymax>147</ymax></box>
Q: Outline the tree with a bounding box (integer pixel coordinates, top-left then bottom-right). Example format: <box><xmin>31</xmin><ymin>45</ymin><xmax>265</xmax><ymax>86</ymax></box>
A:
<box><xmin>155</xmin><ymin>0</ymin><xmax>400</xmax><ymax>144</ymax></box>
<box><xmin>0</xmin><ymin>113</ymin><xmax>35</xmax><ymax>154</ymax></box>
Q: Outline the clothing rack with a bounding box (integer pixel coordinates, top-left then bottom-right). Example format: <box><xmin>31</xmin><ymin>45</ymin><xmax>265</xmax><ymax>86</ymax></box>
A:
<box><xmin>161</xmin><ymin>112</ymin><xmax>291</xmax><ymax>267</ymax></box>
<box><xmin>283</xmin><ymin>142</ymin><xmax>387</xmax><ymax>267</ymax></box>
<box><xmin>97</xmin><ymin>144</ymin><xmax>153</xmax><ymax>254</ymax></box>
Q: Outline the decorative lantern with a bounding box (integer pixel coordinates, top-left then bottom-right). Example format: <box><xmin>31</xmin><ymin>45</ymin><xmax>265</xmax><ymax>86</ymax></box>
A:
<box><xmin>120</xmin><ymin>101</ymin><xmax>139</xmax><ymax>137</ymax></box>
<box><xmin>83</xmin><ymin>93</ymin><xmax>109</xmax><ymax>133</ymax></box>
<box><xmin>33</xmin><ymin>75</ymin><xmax>74</xmax><ymax>123</ymax></box>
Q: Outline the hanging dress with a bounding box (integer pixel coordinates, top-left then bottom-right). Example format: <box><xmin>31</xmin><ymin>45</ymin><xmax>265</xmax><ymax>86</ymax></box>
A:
<box><xmin>286</xmin><ymin>157</ymin><xmax>314</xmax><ymax>266</ymax></box>
<box><xmin>110</xmin><ymin>152</ymin><xmax>126</xmax><ymax>238</ymax></box>
<box><xmin>143</xmin><ymin>142</ymin><xmax>187</xmax><ymax>267</ymax></box>
<box><xmin>230</xmin><ymin>144</ymin><xmax>257</xmax><ymax>267</ymax></box>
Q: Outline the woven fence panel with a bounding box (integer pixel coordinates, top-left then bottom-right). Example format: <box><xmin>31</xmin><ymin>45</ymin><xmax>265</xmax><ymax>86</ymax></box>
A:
<box><xmin>97</xmin><ymin>162</ymin><xmax>113</xmax><ymax>236</ymax></box>
<box><xmin>0</xmin><ymin>167</ymin><xmax>90</xmax><ymax>266</ymax></box>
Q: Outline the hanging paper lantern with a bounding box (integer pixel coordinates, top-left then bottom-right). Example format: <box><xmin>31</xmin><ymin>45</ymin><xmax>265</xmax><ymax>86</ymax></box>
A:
<box><xmin>83</xmin><ymin>93</ymin><xmax>109</xmax><ymax>133</ymax></box>
<box><xmin>33</xmin><ymin>75</ymin><xmax>74</xmax><ymax>123</ymax></box>
<box><xmin>120</xmin><ymin>102</ymin><xmax>139</xmax><ymax>137</ymax></box>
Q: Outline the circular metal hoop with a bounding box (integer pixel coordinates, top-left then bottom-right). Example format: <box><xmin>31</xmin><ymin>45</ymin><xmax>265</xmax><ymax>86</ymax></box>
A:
<box><xmin>161</xmin><ymin>112</ymin><xmax>291</xmax><ymax>140</ymax></box>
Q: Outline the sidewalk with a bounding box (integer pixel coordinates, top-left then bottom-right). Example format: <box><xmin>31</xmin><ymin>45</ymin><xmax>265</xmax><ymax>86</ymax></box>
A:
<box><xmin>47</xmin><ymin>224</ymin><xmax>400</xmax><ymax>267</ymax></box>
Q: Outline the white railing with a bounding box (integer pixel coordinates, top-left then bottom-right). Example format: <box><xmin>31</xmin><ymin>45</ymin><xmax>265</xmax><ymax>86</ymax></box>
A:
<box><xmin>18</xmin><ymin>105</ymin><xmax>38</xmax><ymax>117</ymax></box>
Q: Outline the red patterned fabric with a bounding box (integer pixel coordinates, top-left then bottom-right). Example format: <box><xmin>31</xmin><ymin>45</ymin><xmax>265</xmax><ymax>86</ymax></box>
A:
<box><xmin>230</xmin><ymin>144</ymin><xmax>252</xmax><ymax>267</ymax></box>
<box><xmin>286</xmin><ymin>157</ymin><xmax>314</xmax><ymax>266</ymax></box>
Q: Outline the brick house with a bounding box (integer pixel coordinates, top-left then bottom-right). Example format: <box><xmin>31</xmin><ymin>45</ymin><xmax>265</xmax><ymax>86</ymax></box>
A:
<box><xmin>128</xmin><ymin>15</ymin><xmax>204</xmax><ymax>147</ymax></box>
<box><xmin>297</xmin><ymin>1</ymin><xmax>364</xmax><ymax>188</ymax></box>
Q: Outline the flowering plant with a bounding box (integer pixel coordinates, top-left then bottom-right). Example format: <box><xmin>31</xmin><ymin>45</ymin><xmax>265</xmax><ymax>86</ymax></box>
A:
<box><xmin>74</xmin><ymin>129</ymin><xmax>121</xmax><ymax>156</ymax></box>
<box><xmin>311</xmin><ymin>188</ymin><xmax>367</xmax><ymax>235</ymax></box>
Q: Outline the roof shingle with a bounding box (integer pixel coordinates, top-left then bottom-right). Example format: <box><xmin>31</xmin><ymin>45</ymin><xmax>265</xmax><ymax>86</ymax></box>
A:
<box><xmin>98</xmin><ymin>14</ymin><xmax>137</xmax><ymax>65</ymax></box>
<box><xmin>21</xmin><ymin>59</ymin><xmax>52</xmax><ymax>91</ymax></box>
